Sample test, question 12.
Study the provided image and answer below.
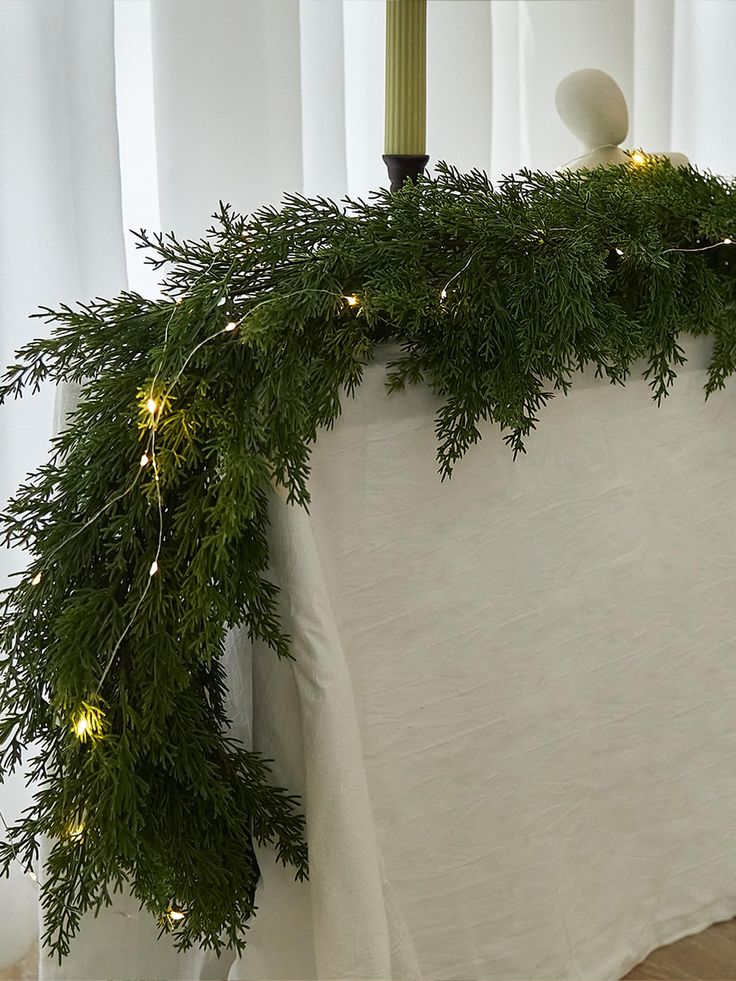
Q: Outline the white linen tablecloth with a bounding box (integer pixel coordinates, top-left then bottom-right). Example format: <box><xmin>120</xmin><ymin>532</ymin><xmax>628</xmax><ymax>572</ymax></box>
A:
<box><xmin>44</xmin><ymin>337</ymin><xmax>736</xmax><ymax>979</ymax></box>
<box><xmin>235</xmin><ymin>337</ymin><xmax>736</xmax><ymax>981</ymax></box>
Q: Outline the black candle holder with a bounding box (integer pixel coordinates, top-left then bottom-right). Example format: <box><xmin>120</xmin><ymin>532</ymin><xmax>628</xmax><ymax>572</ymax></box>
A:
<box><xmin>382</xmin><ymin>154</ymin><xmax>430</xmax><ymax>192</ymax></box>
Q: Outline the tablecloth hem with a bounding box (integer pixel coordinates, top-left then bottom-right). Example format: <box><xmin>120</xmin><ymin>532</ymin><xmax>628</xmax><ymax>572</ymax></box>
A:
<box><xmin>589</xmin><ymin>899</ymin><xmax>736</xmax><ymax>981</ymax></box>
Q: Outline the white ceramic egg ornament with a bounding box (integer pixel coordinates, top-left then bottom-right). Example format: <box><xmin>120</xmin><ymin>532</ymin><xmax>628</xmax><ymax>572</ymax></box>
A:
<box><xmin>555</xmin><ymin>68</ymin><xmax>689</xmax><ymax>170</ymax></box>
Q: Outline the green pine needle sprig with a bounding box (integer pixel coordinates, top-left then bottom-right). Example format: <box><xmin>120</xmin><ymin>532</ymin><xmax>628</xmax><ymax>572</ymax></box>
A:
<box><xmin>0</xmin><ymin>157</ymin><xmax>734</xmax><ymax>960</ymax></box>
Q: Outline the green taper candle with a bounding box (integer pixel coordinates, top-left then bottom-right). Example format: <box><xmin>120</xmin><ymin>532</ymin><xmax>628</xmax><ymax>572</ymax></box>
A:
<box><xmin>384</xmin><ymin>0</ymin><xmax>427</xmax><ymax>155</ymax></box>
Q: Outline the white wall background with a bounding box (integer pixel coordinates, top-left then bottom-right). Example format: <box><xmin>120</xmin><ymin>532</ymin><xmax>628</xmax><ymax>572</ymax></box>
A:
<box><xmin>1</xmin><ymin>0</ymin><xmax>735</xmax><ymax>972</ymax></box>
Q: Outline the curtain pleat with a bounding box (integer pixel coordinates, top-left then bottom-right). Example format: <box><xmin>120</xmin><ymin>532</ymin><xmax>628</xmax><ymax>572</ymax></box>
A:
<box><xmin>632</xmin><ymin>0</ymin><xmax>675</xmax><ymax>151</ymax></box>
<box><xmin>0</xmin><ymin>0</ymin><xmax>127</xmax><ymax>972</ymax></box>
<box><xmin>148</xmin><ymin>0</ymin><xmax>304</xmax><ymax>237</ymax></box>
<box><xmin>341</xmin><ymin>0</ymin><xmax>386</xmax><ymax>197</ymax></box>
<box><xmin>299</xmin><ymin>0</ymin><xmax>348</xmax><ymax>199</ymax></box>
<box><xmin>427</xmin><ymin>1</ymin><xmax>493</xmax><ymax>176</ymax></box>
<box><xmin>672</xmin><ymin>0</ymin><xmax>736</xmax><ymax>176</ymax></box>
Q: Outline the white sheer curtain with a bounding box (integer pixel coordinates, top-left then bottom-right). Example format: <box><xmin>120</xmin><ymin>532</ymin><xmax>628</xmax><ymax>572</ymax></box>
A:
<box><xmin>1</xmin><ymin>0</ymin><xmax>735</xmax><ymax>976</ymax></box>
<box><xmin>0</xmin><ymin>0</ymin><xmax>127</xmax><ymax>971</ymax></box>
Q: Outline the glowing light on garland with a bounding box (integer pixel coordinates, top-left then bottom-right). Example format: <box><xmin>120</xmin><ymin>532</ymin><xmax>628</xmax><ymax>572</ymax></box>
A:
<box><xmin>72</xmin><ymin>705</ymin><xmax>104</xmax><ymax>742</ymax></box>
<box><xmin>66</xmin><ymin>821</ymin><xmax>85</xmax><ymax>843</ymax></box>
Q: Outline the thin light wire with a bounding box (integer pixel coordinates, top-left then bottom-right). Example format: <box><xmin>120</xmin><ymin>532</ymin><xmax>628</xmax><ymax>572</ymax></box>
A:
<box><xmin>0</xmin><ymin>808</ymin><xmax>73</xmax><ymax>910</ymax></box>
<box><xmin>440</xmin><ymin>252</ymin><xmax>478</xmax><ymax>299</ymax></box>
<box><xmin>165</xmin><ymin>289</ymin><xmax>338</xmax><ymax>392</ymax></box>
<box><xmin>43</xmin><ymin>268</ymin><xmax>215</xmax><ymax>688</ymax></box>
<box><xmin>0</xmin><ymin>805</ymin><xmax>131</xmax><ymax>917</ymax></box>
<box><xmin>96</xmin><ymin>574</ymin><xmax>152</xmax><ymax>690</ymax></box>
<box><xmin>95</xmin><ymin>285</ymin><xmax>340</xmax><ymax>690</ymax></box>
<box><xmin>26</xmin><ymin>295</ymin><xmax>184</xmax><ymax>586</ymax></box>
<box><xmin>148</xmin><ymin>300</ymin><xmax>180</xmax><ymax>400</ymax></box>
<box><xmin>663</xmin><ymin>240</ymin><xmax>733</xmax><ymax>254</ymax></box>
<box><xmin>32</xmin><ymin>469</ymin><xmax>143</xmax><ymax>577</ymax></box>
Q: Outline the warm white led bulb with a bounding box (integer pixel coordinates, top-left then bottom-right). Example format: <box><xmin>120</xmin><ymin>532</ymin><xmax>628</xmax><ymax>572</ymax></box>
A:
<box><xmin>167</xmin><ymin>908</ymin><xmax>186</xmax><ymax>923</ymax></box>
<box><xmin>440</xmin><ymin>288</ymin><xmax>448</xmax><ymax>300</ymax></box>
<box><xmin>75</xmin><ymin>716</ymin><xmax>89</xmax><ymax>738</ymax></box>
<box><xmin>723</xmin><ymin>238</ymin><xmax>733</xmax><ymax>245</ymax></box>
<box><xmin>149</xmin><ymin>560</ymin><xmax>159</xmax><ymax>577</ymax></box>
<box><xmin>225</xmin><ymin>322</ymin><xmax>237</xmax><ymax>332</ymax></box>
<box><xmin>67</xmin><ymin>821</ymin><xmax>85</xmax><ymax>842</ymax></box>
<box><xmin>344</xmin><ymin>294</ymin><xmax>359</xmax><ymax>307</ymax></box>
<box><xmin>31</xmin><ymin>571</ymin><xmax>42</xmax><ymax>586</ymax></box>
<box><xmin>630</xmin><ymin>151</ymin><xmax>646</xmax><ymax>166</ymax></box>
<box><xmin>615</xmin><ymin>248</ymin><xmax>624</xmax><ymax>257</ymax></box>
<box><xmin>146</xmin><ymin>398</ymin><xmax>157</xmax><ymax>414</ymax></box>
<box><xmin>140</xmin><ymin>453</ymin><xmax>149</xmax><ymax>467</ymax></box>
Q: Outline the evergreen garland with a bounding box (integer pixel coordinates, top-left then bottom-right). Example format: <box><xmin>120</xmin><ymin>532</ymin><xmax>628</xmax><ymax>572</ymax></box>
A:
<box><xmin>0</xmin><ymin>157</ymin><xmax>734</xmax><ymax>960</ymax></box>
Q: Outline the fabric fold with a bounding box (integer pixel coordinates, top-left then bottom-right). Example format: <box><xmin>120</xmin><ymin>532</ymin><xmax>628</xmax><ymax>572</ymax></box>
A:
<box><xmin>241</xmin><ymin>488</ymin><xmax>421</xmax><ymax>981</ymax></box>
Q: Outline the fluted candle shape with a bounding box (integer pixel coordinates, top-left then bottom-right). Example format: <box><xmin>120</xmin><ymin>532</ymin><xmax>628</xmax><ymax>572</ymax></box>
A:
<box><xmin>384</xmin><ymin>0</ymin><xmax>427</xmax><ymax>155</ymax></box>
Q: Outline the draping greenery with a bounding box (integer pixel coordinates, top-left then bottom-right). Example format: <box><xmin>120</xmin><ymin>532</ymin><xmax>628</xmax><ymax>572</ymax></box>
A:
<box><xmin>0</xmin><ymin>157</ymin><xmax>734</xmax><ymax>960</ymax></box>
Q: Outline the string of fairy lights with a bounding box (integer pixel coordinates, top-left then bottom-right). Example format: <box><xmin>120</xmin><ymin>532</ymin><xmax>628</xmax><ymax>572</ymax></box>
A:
<box><xmin>439</xmin><ymin>150</ymin><xmax>734</xmax><ymax>289</ymax></box>
<box><xmin>2</xmin><ymin>150</ymin><xmax>734</xmax><ymax>927</ymax></box>
<box><xmin>4</xmin><ymin>284</ymin><xmax>350</xmax><ymax>926</ymax></box>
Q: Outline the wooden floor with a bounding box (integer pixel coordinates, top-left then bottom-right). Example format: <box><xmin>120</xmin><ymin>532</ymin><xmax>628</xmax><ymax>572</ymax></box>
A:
<box><xmin>3</xmin><ymin>921</ymin><xmax>736</xmax><ymax>979</ymax></box>
<box><xmin>0</xmin><ymin>943</ymin><xmax>36</xmax><ymax>981</ymax></box>
<box><xmin>623</xmin><ymin>917</ymin><xmax>736</xmax><ymax>980</ymax></box>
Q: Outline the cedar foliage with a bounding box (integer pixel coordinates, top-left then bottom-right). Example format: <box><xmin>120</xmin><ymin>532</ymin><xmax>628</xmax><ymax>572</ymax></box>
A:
<box><xmin>0</xmin><ymin>158</ymin><xmax>734</xmax><ymax>959</ymax></box>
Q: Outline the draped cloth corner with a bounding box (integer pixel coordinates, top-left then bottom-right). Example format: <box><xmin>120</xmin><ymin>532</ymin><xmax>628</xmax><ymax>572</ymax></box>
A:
<box><xmin>237</xmin><ymin>485</ymin><xmax>421</xmax><ymax>981</ymax></box>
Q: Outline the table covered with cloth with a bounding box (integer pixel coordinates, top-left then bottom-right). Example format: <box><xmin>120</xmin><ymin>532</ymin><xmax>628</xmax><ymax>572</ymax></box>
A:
<box><xmin>44</xmin><ymin>337</ymin><xmax>736</xmax><ymax>981</ymax></box>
